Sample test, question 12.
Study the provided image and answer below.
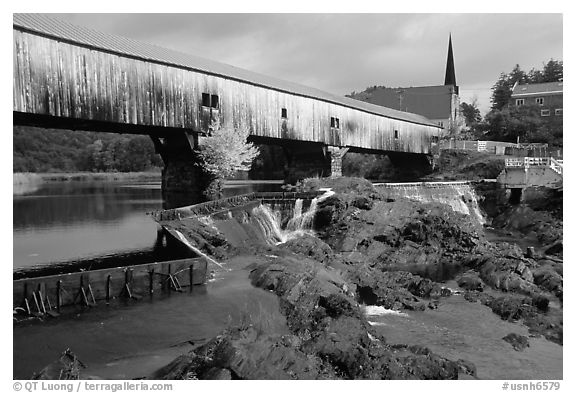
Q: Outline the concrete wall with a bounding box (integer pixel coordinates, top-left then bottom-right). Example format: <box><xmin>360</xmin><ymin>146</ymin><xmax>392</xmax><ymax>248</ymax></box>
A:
<box><xmin>497</xmin><ymin>167</ymin><xmax>562</xmax><ymax>189</ymax></box>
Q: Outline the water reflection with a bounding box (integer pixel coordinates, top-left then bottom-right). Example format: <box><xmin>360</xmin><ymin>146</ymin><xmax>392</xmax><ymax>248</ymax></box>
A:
<box><xmin>13</xmin><ymin>179</ymin><xmax>283</xmax><ymax>270</ymax></box>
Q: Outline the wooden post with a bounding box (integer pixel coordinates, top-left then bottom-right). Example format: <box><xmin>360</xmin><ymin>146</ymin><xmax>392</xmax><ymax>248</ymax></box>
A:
<box><xmin>189</xmin><ymin>265</ymin><xmax>194</xmax><ymax>292</ymax></box>
<box><xmin>56</xmin><ymin>280</ymin><xmax>62</xmax><ymax>313</ymax></box>
<box><xmin>149</xmin><ymin>270</ymin><xmax>154</xmax><ymax>295</ymax></box>
<box><xmin>106</xmin><ymin>275</ymin><xmax>111</xmax><ymax>303</ymax></box>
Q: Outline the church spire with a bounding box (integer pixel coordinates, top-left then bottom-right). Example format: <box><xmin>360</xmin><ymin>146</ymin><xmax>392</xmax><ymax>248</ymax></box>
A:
<box><xmin>444</xmin><ymin>34</ymin><xmax>457</xmax><ymax>86</ymax></box>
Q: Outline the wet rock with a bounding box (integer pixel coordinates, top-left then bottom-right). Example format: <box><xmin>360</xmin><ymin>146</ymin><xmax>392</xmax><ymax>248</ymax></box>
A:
<box><xmin>33</xmin><ymin>349</ymin><xmax>85</xmax><ymax>380</ymax></box>
<box><xmin>351</xmin><ymin>195</ymin><xmax>374</xmax><ymax>210</ymax></box>
<box><xmin>428</xmin><ymin>301</ymin><xmax>440</xmax><ymax>310</ymax></box>
<box><xmin>248</xmin><ymin>256</ymin><xmax>464</xmax><ymax>379</ymax></box>
<box><xmin>492</xmin><ymin>206</ymin><xmax>562</xmax><ymax>249</ymax></box>
<box><xmin>532</xmin><ymin>265</ymin><xmax>563</xmax><ymax>299</ymax></box>
<box><xmin>544</xmin><ymin>241</ymin><xmax>562</xmax><ymax>257</ymax></box>
<box><xmin>456</xmin><ymin>359</ymin><xmax>477</xmax><ymax>377</ymax></box>
<box><xmin>314</xmin><ymin>196</ymin><xmax>348</xmax><ymax>230</ymax></box>
<box><xmin>503</xmin><ymin>333</ymin><xmax>530</xmax><ymax>351</ymax></box>
<box><xmin>348</xmin><ymin>267</ymin><xmax>442</xmax><ymax>311</ymax></box>
<box><xmin>202</xmin><ymin>367</ymin><xmax>232</xmax><ymax>380</ymax></box>
<box><xmin>457</xmin><ymin>271</ymin><xmax>484</xmax><ymax>291</ymax></box>
<box><xmin>486</xmin><ymin>296</ymin><xmax>535</xmax><ymax>321</ymax></box>
<box><xmin>279</xmin><ymin>234</ymin><xmax>334</xmax><ymax>264</ymax></box>
<box><xmin>463</xmin><ymin>291</ymin><xmax>492</xmax><ymax>304</ymax></box>
<box><xmin>485</xmin><ymin>295</ymin><xmax>561</xmax><ymax>345</ymax></box>
<box><xmin>153</xmin><ymin>326</ymin><xmax>330</xmax><ymax>380</ymax></box>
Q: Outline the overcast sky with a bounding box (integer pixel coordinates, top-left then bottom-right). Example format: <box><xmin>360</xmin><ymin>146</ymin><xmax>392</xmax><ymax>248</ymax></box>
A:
<box><xmin>50</xmin><ymin>13</ymin><xmax>563</xmax><ymax>115</ymax></box>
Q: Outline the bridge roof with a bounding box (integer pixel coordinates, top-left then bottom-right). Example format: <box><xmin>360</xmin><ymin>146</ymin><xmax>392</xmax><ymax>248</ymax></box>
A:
<box><xmin>14</xmin><ymin>14</ymin><xmax>440</xmax><ymax>129</ymax></box>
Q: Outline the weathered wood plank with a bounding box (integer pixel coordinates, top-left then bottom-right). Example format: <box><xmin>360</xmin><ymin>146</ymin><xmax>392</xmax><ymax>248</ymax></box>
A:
<box><xmin>13</xmin><ymin>30</ymin><xmax>439</xmax><ymax>153</ymax></box>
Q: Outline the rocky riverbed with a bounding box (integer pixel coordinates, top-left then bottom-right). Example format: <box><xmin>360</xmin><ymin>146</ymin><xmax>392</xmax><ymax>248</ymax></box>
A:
<box><xmin>143</xmin><ymin>177</ymin><xmax>562</xmax><ymax>380</ymax></box>
<box><xmin>35</xmin><ymin>177</ymin><xmax>562</xmax><ymax>380</ymax></box>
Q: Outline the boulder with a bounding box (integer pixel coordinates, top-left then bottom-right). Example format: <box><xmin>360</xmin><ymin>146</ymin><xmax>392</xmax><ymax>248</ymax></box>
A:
<box><xmin>457</xmin><ymin>271</ymin><xmax>484</xmax><ymax>291</ymax></box>
<box><xmin>502</xmin><ymin>333</ymin><xmax>530</xmax><ymax>351</ymax></box>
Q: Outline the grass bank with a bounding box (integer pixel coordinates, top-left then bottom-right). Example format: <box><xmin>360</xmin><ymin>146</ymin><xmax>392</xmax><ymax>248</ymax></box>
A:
<box><xmin>14</xmin><ymin>171</ymin><xmax>161</xmax><ymax>185</ymax></box>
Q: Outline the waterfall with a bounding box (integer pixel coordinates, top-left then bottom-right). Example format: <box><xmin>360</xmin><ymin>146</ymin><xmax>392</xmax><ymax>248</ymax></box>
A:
<box><xmin>375</xmin><ymin>182</ymin><xmax>486</xmax><ymax>224</ymax></box>
<box><xmin>251</xmin><ymin>204</ymin><xmax>313</xmax><ymax>245</ymax></box>
<box><xmin>286</xmin><ymin>198</ymin><xmax>318</xmax><ymax>231</ymax></box>
<box><xmin>252</xmin><ymin>188</ymin><xmax>333</xmax><ymax>244</ymax></box>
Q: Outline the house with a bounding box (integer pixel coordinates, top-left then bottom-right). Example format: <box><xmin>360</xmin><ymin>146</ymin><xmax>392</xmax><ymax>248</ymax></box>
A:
<box><xmin>348</xmin><ymin>35</ymin><xmax>464</xmax><ymax>135</ymax></box>
<box><xmin>510</xmin><ymin>81</ymin><xmax>563</xmax><ymax>117</ymax></box>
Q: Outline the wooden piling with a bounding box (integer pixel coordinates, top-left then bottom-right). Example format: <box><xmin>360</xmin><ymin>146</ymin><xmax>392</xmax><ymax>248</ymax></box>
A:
<box><xmin>14</xmin><ymin>258</ymin><xmax>207</xmax><ymax>315</ymax></box>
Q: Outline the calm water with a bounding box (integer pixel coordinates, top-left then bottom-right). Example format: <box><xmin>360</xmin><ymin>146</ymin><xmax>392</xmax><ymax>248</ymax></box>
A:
<box><xmin>13</xmin><ymin>178</ymin><xmax>284</xmax><ymax>379</ymax></box>
<box><xmin>13</xmin><ymin>263</ymin><xmax>288</xmax><ymax>379</ymax></box>
<box><xmin>13</xmin><ymin>179</ymin><xmax>283</xmax><ymax>270</ymax></box>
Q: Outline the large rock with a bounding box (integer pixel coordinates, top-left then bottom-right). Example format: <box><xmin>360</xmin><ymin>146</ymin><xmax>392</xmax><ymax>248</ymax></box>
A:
<box><xmin>457</xmin><ymin>271</ymin><xmax>485</xmax><ymax>291</ymax></box>
<box><xmin>33</xmin><ymin>349</ymin><xmax>85</xmax><ymax>380</ymax></box>
<box><xmin>503</xmin><ymin>333</ymin><xmax>530</xmax><ymax>351</ymax></box>
<box><xmin>279</xmin><ymin>234</ymin><xmax>334</xmax><ymax>264</ymax></box>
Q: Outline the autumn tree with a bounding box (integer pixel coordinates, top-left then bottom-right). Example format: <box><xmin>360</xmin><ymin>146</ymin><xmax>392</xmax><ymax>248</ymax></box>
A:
<box><xmin>460</xmin><ymin>99</ymin><xmax>482</xmax><ymax>127</ymax></box>
<box><xmin>196</xmin><ymin>120</ymin><xmax>260</xmax><ymax>198</ymax></box>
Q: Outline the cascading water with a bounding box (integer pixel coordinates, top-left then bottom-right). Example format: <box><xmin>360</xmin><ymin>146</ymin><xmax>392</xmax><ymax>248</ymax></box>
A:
<box><xmin>375</xmin><ymin>182</ymin><xmax>486</xmax><ymax>224</ymax></box>
<box><xmin>252</xmin><ymin>188</ymin><xmax>333</xmax><ymax>245</ymax></box>
<box><xmin>286</xmin><ymin>198</ymin><xmax>318</xmax><ymax>231</ymax></box>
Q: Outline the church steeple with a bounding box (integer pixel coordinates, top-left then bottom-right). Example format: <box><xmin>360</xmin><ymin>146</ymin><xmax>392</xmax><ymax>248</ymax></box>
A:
<box><xmin>444</xmin><ymin>34</ymin><xmax>457</xmax><ymax>87</ymax></box>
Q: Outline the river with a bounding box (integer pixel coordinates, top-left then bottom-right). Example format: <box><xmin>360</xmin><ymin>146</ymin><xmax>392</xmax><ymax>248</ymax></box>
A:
<box><xmin>13</xmin><ymin>178</ymin><xmax>285</xmax><ymax>378</ymax></box>
<box><xmin>13</xmin><ymin>178</ymin><xmax>283</xmax><ymax>271</ymax></box>
<box><xmin>12</xmin><ymin>179</ymin><xmax>561</xmax><ymax>379</ymax></box>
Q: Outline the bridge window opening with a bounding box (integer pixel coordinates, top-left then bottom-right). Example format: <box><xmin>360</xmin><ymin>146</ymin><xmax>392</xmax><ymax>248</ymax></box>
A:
<box><xmin>202</xmin><ymin>93</ymin><xmax>211</xmax><ymax>107</ymax></box>
<box><xmin>535</xmin><ymin>97</ymin><xmax>544</xmax><ymax>106</ymax></box>
<box><xmin>211</xmin><ymin>94</ymin><xmax>219</xmax><ymax>109</ymax></box>
<box><xmin>516</xmin><ymin>99</ymin><xmax>525</xmax><ymax>106</ymax></box>
<box><xmin>281</xmin><ymin>108</ymin><xmax>287</xmax><ymax>119</ymax></box>
<box><xmin>541</xmin><ymin>109</ymin><xmax>550</xmax><ymax>117</ymax></box>
<box><xmin>555</xmin><ymin>108</ymin><xmax>563</xmax><ymax>116</ymax></box>
<box><xmin>201</xmin><ymin>93</ymin><xmax>219</xmax><ymax>109</ymax></box>
<box><xmin>331</xmin><ymin>117</ymin><xmax>340</xmax><ymax>129</ymax></box>
<box><xmin>394</xmin><ymin>130</ymin><xmax>399</xmax><ymax>139</ymax></box>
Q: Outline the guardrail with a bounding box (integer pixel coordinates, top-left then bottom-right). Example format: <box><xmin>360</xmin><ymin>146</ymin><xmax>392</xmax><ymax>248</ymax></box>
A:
<box><xmin>505</xmin><ymin>157</ymin><xmax>563</xmax><ymax>176</ymax></box>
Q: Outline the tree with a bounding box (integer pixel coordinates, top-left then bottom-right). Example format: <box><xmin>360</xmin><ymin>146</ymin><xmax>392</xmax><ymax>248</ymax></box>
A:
<box><xmin>489</xmin><ymin>61</ymin><xmax>562</xmax><ymax>111</ymax></box>
<box><xmin>482</xmin><ymin>104</ymin><xmax>562</xmax><ymax>146</ymax></box>
<box><xmin>196</xmin><ymin>120</ymin><xmax>260</xmax><ymax>198</ymax></box>
<box><xmin>490</xmin><ymin>72</ymin><xmax>514</xmax><ymax>111</ymax></box>
<box><xmin>542</xmin><ymin>59</ymin><xmax>563</xmax><ymax>82</ymax></box>
<box><xmin>460</xmin><ymin>100</ymin><xmax>482</xmax><ymax>127</ymax></box>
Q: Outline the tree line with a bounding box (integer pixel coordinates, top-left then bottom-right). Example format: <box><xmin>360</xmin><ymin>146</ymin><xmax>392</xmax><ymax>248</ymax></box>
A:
<box><xmin>459</xmin><ymin>59</ymin><xmax>563</xmax><ymax>147</ymax></box>
<box><xmin>13</xmin><ymin>126</ymin><xmax>162</xmax><ymax>173</ymax></box>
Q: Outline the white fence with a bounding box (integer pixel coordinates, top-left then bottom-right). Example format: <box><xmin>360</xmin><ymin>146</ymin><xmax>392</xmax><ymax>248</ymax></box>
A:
<box><xmin>505</xmin><ymin>157</ymin><xmax>563</xmax><ymax>176</ymax></box>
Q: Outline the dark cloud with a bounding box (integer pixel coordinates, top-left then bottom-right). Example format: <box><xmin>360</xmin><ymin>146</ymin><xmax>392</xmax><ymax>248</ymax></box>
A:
<box><xmin>50</xmin><ymin>13</ymin><xmax>563</xmax><ymax>113</ymax></box>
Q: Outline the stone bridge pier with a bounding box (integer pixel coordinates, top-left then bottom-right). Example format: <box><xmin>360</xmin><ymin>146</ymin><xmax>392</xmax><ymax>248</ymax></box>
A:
<box><xmin>151</xmin><ymin>132</ymin><xmax>213</xmax><ymax>209</ymax></box>
<box><xmin>282</xmin><ymin>144</ymin><xmax>349</xmax><ymax>183</ymax></box>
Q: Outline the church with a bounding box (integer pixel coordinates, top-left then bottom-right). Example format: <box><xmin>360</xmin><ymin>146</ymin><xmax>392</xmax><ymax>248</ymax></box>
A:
<box><xmin>348</xmin><ymin>35</ymin><xmax>464</xmax><ymax>135</ymax></box>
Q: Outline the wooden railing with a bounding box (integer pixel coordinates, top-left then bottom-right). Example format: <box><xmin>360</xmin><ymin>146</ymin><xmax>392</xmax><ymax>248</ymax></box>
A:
<box><xmin>505</xmin><ymin>157</ymin><xmax>563</xmax><ymax>176</ymax></box>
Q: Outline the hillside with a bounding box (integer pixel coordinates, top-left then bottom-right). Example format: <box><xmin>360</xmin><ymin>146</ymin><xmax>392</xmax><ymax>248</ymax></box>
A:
<box><xmin>13</xmin><ymin>126</ymin><xmax>162</xmax><ymax>173</ymax></box>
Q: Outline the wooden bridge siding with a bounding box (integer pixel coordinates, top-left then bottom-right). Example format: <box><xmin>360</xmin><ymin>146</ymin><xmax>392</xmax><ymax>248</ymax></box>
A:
<box><xmin>14</xmin><ymin>30</ymin><xmax>436</xmax><ymax>153</ymax></box>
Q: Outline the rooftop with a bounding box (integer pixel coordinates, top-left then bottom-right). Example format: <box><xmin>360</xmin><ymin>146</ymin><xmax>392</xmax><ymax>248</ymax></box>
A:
<box><xmin>349</xmin><ymin>85</ymin><xmax>457</xmax><ymax>120</ymax></box>
<box><xmin>511</xmin><ymin>81</ymin><xmax>563</xmax><ymax>96</ymax></box>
